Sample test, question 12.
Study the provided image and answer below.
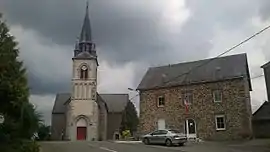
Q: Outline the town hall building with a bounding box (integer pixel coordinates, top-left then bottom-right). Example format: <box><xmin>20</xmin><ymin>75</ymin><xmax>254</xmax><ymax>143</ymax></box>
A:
<box><xmin>51</xmin><ymin>4</ymin><xmax>129</xmax><ymax>141</ymax></box>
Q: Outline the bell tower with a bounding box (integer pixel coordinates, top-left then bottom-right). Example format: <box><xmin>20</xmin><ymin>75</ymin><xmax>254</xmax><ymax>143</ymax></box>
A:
<box><xmin>66</xmin><ymin>2</ymin><xmax>99</xmax><ymax>141</ymax></box>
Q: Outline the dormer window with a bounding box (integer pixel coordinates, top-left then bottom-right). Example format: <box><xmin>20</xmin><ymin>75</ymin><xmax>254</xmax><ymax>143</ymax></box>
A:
<box><xmin>80</xmin><ymin>65</ymin><xmax>88</xmax><ymax>79</ymax></box>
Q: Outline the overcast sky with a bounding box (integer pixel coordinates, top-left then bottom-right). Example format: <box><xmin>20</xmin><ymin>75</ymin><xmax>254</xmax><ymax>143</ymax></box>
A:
<box><xmin>1</xmin><ymin>0</ymin><xmax>270</xmax><ymax>125</ymax></box>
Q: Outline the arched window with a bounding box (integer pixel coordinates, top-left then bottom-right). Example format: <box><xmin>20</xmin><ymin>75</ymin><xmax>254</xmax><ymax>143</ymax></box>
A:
<box><xmin>80</xmin><ymin>65</ymin><xmax>88</xmax><ymax>79</ymax></box>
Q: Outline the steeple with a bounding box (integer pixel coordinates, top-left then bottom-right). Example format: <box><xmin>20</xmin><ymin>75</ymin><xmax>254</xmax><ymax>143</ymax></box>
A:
<box><xmin>73</xmin><ymin>1</ymin><xmax>97</xmax><ymax>61</ymax></box>
<box><xmin>80</xmin><ymin>1</ymin><xmax>92</xmax><ymax>42</ymax></box>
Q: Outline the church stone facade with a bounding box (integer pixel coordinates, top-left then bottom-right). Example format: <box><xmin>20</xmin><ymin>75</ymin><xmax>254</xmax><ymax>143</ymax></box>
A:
<box><xmin>51</xmin><ymin>5</ymin><xmax>129</xmax><ymax>141</ymax></box>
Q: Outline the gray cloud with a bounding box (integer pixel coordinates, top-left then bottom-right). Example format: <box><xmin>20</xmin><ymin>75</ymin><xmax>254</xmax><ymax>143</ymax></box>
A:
<box><xmin>3</xmin><ymin>0</ymin><xmax>263</xmax><ymax>66</ymax></box>
<box><xmin>258</xmin><ymin>0</ymin><xmax>270</xmax><ymax>21</ymax></box>
<box><xmin>1</xmin><ymin>0</ymin><xmax>208</xmax><ymax>65</ymax></box>
<box><xmin>1</xmin><ymin>0</ymin><xmax>269</xmax><ymax>98</ymax></box>
<box><xmin>28</xmin><ymin>72</ymin><xmax>70</xmax><ymax>95</ymax></box>
<box><xmin>1</xmin><ymin>0</ymin><xmax>270</xmax><ymax>123</ymax></box>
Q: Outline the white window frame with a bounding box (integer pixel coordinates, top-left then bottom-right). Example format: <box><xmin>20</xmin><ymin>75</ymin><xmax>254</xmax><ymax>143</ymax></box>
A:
<box><xmin>182</xmin><ymin>92</ymin><xmax>193</xmax><ymax>105</ymax></box>
<box><xmin>157</xmin><ymin>96</ymin><xmax>165</xmax><ymax>107</ymax></box>
<box><xmin>213</xmin><ymin>90</ymin><xmax>222</xmax><ymax>103</ymax></box>
<box><xmin>215</xmin><ymin>115</ymin><xmax>226</xmax><ymax>131</ymax></box>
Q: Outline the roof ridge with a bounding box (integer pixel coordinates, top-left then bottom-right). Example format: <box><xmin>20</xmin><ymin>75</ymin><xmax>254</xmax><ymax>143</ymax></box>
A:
<box><xmin>252</xmin><ymin>101</ymin><xmax>270</xmax><ymax>116</ymax></box>
<box><xmin>261</xmin><ymin>61</ymin><xmax>270</xmax><ymax>68</ymax></box>
<box><xmin>150</xmin><ymin>53</ymin><xmax>247</xmax><ymax>69</ymax></box>
<box><xmin>137</xmin><ymin>53</ymin><xmax>250</xmax><ymax>90</ymax></box>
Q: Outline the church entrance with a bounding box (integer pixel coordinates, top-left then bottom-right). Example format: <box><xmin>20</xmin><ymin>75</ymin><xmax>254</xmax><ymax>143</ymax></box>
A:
<box><xmin>76</xmin><ymin>118</ymin><xmax>87</xmax><ymax>140</ymax></box>
<box><xmin>77</xmin><ymin>127</ymin><xmax>87</xmax><ymax>140</ymax></box>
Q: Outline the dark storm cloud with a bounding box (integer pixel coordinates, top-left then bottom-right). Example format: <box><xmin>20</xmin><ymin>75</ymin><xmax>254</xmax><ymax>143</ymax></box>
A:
<box><xmin>1</xmin><ymin>0</ymin><xmax>167</xmax><ymax>63</ymax></box>
<box><xmin>1</xmin><ymin>0</ymin><xmax>210</xmax><ymax>64</ymax></box>
<box><xmin>28</xmin><ymin>73</ymin><xmax>70</xmax><ymax>95</ymax></box>
<box><xmin>1</xmin><ymin>0</ymin><xmax>268</xmax><ymax>95</ymax></box>
<box><xmin>2</xmin><ymin>0</ymin><xmax>260</xmax><ymax>64</ymax></box>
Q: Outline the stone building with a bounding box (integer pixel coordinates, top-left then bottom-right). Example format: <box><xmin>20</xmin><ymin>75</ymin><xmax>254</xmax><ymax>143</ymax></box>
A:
<box><xmin>51</xmin><ymin>4</ymin><xmax>129</xmax><ymax>141</ymax></box>
<box><xmin>137</xmin><ymin>53</ymin><xmax>253</xmax><ymax>140</ymax></box>
<box><xmin>261</xmin><ymin>61</ymin><xmax>270</xmax><ymax>101</ymax></box>
<box><xmin>252</xmin><ymin>101</ymin><xmax>270</xmax><ymax>138</ymax></box>
<box><xmin>252</xmin><ymin>61</ymin><xmax>270</xmax><ymax>138</ymax></box>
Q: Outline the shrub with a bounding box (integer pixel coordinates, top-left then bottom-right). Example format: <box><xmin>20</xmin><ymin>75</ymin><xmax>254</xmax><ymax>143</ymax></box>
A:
<box><xmin>20</xmin><ymin>140</ymin><xmax>40</xmax><ymax>152</ymax></box>
<box><xmin>122</xmin><ymin>130</ymin><xmax>131</xmax><ymax>140</ymax></box>
<box><xmin>0</xmin><ymin>140</ymin><xmax>40</xmax><ymax>152</ymax></box>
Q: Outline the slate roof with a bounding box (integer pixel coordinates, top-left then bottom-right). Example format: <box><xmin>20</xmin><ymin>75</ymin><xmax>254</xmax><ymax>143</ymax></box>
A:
<box><xmin>253</xmin><ymin>101</ymin><xmax>270</xmax><ymax>120</ymax></box>
<box><xmin>52</xmin><ymin>93</ymin><xmax>70</xmax><ymax>114</ymax></box>
<box><xmin>52</xmin><ymin>93</ymin><xmax>128</xmax><ymax>114</ymax></box>
<box><xmin>261</xmin><ymin>61</ymin><xmax>270</xmax><ymax>69</ymax></box>
<box><xmin>99</xmin><ymin>94</ymin><xmax>129</xmax><ymax>113</ymax></box>
<box><xmin>73</xmin><ymin>51</ymin><xmax>96</xmax><ymax>59</ymax></box>
<box><xmin>80</xmin><ymin>2</ymin><xmax>92</xmax><ymax>42</ymax></box>
<box><xmin>96</xmin><ymin>93</ymin><xmax>109</xmax><ymax>112</ymax></box>
<box><xmin>137</xmin><ymin>53</ymin><xmax>251</xmax><ymax>91</ymax></box>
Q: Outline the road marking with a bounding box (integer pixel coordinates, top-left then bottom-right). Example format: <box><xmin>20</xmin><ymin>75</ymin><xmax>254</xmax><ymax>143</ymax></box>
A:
<box><xmin>99</xmin><ymin>147</ymin><xmax>118</xmax><ymax>152</ymax></box>
<box><xmin>114</xmin><ymin>141</ymin><xmax>142</xmax><ymax>144</ymax></box>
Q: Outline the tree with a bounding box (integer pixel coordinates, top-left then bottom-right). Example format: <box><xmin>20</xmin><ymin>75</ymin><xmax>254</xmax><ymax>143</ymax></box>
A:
<box><xmin>37</xmin><ymin>123</ymin><xmax>50</xmax><ymax>141</ymax></box>
<box><xmin>20</xmin><ymin>104</ymin><xmax>42</xmax><ymax>139</ymax></box>
<box><xmin>0</xmin><ymin>13</ymin><xmax>41</xmax><ymax>151</ymax></box>
<box><xmin>120</xmin><ymin>101</ymin><xmax>139</xmax><ymax>136</ymax></box>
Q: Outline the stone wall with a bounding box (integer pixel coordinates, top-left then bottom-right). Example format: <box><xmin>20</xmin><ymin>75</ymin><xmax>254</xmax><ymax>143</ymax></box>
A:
<box><xmin>138</xmin><ymin>78</ymin><xmax>253</xmax><ymax>140</ymax></box>
<box><xmin>51</xmin><ymin>113</ymin><xmax>66</xmax><ymax>140</ymax></box>
<box><xmin>107</xmin><ymin>112</ymin><xmax>122</xmax><ymax>140</ymax></box>
<box><xmin>67</xmin><ymin>100</ymin><xmax>99</xmax><ymax>141</ymax></box>
<box><xmin>252</xmin><ymin>120</ymin><xmax>270</xmax><ymax>138</ymax></box>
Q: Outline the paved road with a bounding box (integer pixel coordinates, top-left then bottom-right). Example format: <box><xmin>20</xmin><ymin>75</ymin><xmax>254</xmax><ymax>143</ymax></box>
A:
<box><xmin>40</xmin><ymin>141</ymin><xmax>184</xmax><ymax>152</ymax></box>
<box><xmin>40</xmin><ymin>140</ymin><xmax>270</xmax><ymax>152</ymax></box>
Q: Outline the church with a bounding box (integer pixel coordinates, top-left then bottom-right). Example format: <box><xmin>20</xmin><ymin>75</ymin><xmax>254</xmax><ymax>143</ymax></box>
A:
<box><xmin>51</xmin><ymin>4</ymin><xmax>129</xmax><ymax>141</ymax></box>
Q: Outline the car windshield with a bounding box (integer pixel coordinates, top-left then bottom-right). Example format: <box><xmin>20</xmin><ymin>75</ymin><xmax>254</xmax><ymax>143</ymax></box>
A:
<box><xmin>169</xmin><ymin>129</ymin><xmax>182</xmax><ymax>133</ymax></box>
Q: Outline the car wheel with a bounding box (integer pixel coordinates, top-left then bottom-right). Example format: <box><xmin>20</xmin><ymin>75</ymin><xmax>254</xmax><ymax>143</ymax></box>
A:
<box><xmin>165</xmin><ymin>139</ymin><xmax>172</xmax><ymax>147</ymax></box>
<box><xmin>143</xmin><ymin>138</ymin><xmax>150</xmax><ymax>145</ymax></box>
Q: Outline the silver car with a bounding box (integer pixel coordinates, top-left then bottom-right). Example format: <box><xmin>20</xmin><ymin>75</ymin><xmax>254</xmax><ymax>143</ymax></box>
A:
<box><xmin>141</xmin><ymin>129</ymin><xmax>187</xmax><ymax>146</ymax></box>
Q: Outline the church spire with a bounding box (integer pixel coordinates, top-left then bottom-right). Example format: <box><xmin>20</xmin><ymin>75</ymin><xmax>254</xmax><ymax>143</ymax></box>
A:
<box><xmin>73</xmin><ymin>1</ymin><xmax>97</xmax><ymax>63</ymax></box>
<box><xmin>80</xmin><ymin>1</ymin><xmax>92</xmax><ymax>42</ymax></box>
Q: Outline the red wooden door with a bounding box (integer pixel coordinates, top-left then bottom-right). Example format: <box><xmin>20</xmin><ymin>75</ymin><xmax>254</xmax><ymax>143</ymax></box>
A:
<box><xmin>77</xmin><ymin>127</ymin><xmax>87</xmax><ymax>140</ymax></box>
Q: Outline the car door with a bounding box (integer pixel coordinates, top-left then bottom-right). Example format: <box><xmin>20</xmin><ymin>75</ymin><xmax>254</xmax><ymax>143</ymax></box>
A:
<box><xmin>148</xmin><ymin>130</ymin><xmax>160</xmax><ymax>144</ymax></box>
<box><xmin>156</xmin><ymin>130</ymin><xmax>168</xmax><ymax>144</ymax></box>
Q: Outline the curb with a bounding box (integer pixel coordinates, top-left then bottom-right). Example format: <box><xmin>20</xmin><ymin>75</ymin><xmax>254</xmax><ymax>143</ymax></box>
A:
<box><xmin>113</xmin><ymin>141</ymin><xmax>142</xmax><ymax>144</ymax></box>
